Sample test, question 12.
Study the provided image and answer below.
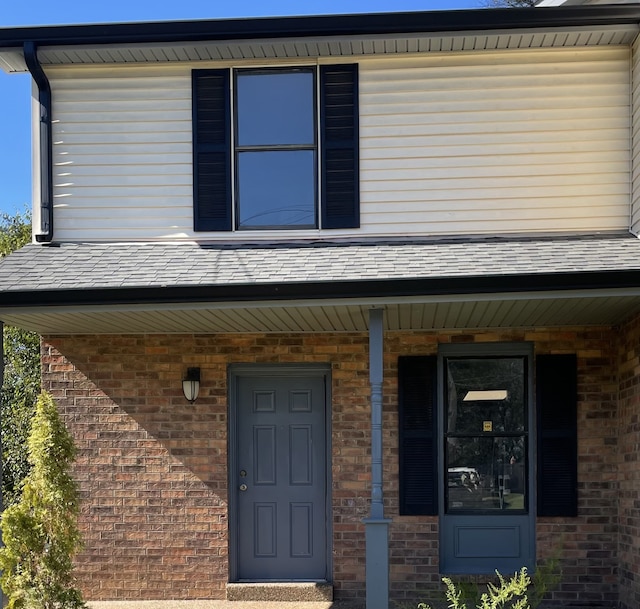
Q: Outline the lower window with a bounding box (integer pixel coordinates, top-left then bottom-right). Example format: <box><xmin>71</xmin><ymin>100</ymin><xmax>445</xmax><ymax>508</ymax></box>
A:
<box><xmin>445</xmin><ymin>356</ymin><xmax>528</xmax><ymax>514</ymax></box>
<box><xmin>398</xmin><ymin>346</ymin><xmax>578</xmax><ymax>573</ymax></box>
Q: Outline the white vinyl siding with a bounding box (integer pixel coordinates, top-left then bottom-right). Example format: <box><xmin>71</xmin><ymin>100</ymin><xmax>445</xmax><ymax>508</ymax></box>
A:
<box><xmin>359</xmin><ymin>47</ymin><xmax>631</xmax><ymax>237</ymax></box>
<box><xmin>631</xmin><ymin>35</ymin><xmax>640</xmax><ymax>236</ymax></box>
<box><xmin>51</xmin><ymin>66</ymin><xmax>193</xmax><ymax>241</ymax></box>
<box><xmin>49</xmin><ymin>48</ymin><xmax>631</xmax><ymax>242</ymax></box>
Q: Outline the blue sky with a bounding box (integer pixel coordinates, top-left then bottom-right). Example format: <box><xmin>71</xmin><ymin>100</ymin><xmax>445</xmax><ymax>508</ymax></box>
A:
<box><xmin>0</xmin><ymin>0</ymin><xmax>482</xmax><ymax>217</ymax></box>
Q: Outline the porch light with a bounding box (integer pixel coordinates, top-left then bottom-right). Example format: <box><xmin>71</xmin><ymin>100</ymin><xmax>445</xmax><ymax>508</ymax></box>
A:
<box><xmin>182</xmin><ymin>367</ymin><xmax>201</xmax><ymax>404</ymax></box>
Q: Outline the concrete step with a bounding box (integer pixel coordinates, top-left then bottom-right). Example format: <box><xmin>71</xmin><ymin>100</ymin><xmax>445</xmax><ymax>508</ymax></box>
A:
<box><xmin>226</xmin><ymin>582</ymin><xmax>333</xmax><ymax>602</ymax></box>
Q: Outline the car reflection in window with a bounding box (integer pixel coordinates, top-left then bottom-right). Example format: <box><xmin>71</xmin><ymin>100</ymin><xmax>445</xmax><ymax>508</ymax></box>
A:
<box><xmin>448</xmin><ymin>467</ymin><xmax>480</xmax><ymax>491</ymax></box>
<box><xmin>447</xmin><ymin>464</ymin><xmax>524</xmax><ymax>511</ymax></box>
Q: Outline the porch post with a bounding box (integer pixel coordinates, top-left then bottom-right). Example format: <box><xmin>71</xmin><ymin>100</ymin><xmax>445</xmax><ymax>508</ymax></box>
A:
<box><xmin>363</xmin><ymin>308</ymin><xmax>391</xmax><ymax>609</ymax></box>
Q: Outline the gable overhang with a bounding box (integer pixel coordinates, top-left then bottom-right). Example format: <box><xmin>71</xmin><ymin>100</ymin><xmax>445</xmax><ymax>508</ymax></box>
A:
<box><xmin>1</xmin><ymin>6</ymin><xmax>640</xmax><ymax>73</ymax></box>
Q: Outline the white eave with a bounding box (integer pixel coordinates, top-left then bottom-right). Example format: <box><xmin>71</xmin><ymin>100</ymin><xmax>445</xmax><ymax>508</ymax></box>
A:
<box><xmin>0</xmin><ymin>23</ymin><xmax>639</xmax><ymax>73</ymax></box>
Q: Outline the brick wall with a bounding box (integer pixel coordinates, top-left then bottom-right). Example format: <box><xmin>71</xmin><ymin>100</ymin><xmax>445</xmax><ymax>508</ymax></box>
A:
<box><xmin>385</xmin><ymin>328</ymin><xmax>619</xmax><ymax>607</ymax></box>
<box><xmin>43</xmin><ymin>327</ymin><xmax>619</xmax><ymax>605</ymax></box>
<box><xmin>43</xmin><ymin>333</ymin><xmax>372</xmax><ymax>601</ymax></box>
<box><xmin>42</xmin><ymin>336</ymin><xmax>230</xmax><ymax>599</ymax></box>
<box><xmin>617</xmin><ymin>312</ymin><xmax>640</xmax><ymax>609</ymax></box>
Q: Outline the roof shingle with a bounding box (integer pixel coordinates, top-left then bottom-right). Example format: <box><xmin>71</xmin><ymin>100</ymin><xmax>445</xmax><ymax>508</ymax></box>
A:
<box><xmin>0</xmin><ymin>234</ymin><xmax>639</xmax><ymax>294</ymax></box>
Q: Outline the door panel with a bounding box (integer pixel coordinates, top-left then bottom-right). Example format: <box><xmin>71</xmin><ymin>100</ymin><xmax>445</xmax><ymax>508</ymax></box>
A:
<box><xmin>234</xmin><ymin>373</ymin><xmax>327</xmax><ymax>581</ymax></box>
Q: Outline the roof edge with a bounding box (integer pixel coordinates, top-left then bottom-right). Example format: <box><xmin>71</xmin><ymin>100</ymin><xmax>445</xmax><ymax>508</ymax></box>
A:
<box><xmin>1</xmin><ymin>6</ymin><xmax>640</xmax><ymax>48</ymax></box>
<box><xmin>1</xmin><ymin>269</ymin><xmax>639</xmax><ymax>309</ymax></box>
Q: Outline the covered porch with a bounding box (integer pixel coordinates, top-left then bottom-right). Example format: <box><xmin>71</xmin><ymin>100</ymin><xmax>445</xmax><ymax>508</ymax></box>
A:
<box><xmin>0</xmin><ymin>234</ymin><xmax>639</xmax><ymax>608</ymax></box>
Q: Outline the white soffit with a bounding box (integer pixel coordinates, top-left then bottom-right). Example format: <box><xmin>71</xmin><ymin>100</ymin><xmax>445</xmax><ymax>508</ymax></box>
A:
<box><xmin>0</xmin><ymin>48</ymin><xmax>28</xmax><ymax>73</ymax></box>
<box><xmin>1</xmin><ymin>24</ymin><xmax>638</xmax><ymax>72</ymax></box>
<box><xmin>2</xmin><ymin>290</ymin><xmax>640</xmax><ymax>334</ymax></box>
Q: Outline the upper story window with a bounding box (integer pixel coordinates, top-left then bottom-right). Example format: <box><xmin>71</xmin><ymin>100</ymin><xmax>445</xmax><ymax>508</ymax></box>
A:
<box><xmin>192</xmin><ymin>64</ymin><xmax>359</xmax><ymax>232</ymax></box>
<box><xmin>236</xmin><ymin>69</ymin><xmax>316</xmax><ymax>229</ymax></box>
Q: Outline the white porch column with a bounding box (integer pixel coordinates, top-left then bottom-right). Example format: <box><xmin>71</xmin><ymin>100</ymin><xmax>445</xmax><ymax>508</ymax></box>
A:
<box><xmin>363</xmin><ymin>308</ymin><xmax>391</xmax><ymax>609</ymax></box>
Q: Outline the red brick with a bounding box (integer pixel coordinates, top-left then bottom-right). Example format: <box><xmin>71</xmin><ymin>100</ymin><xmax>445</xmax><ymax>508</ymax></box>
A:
<box><xmin>41</xmin><ymin>324</ymin><xmax>640</xmax><ymax>605</ymax></box>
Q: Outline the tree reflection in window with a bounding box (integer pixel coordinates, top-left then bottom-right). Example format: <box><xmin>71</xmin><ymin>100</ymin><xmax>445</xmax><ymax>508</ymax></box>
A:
<box><xmin>445</xmin><ymin>357</ymin><xmax>527</xmax><ymax>512</ymax></box>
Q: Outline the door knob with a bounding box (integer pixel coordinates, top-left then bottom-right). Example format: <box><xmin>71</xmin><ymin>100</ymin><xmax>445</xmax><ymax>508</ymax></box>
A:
<box><xmin>239</xmin><ymin>484</ymin><xmax>248</xmax><ymax>492</ymax></box>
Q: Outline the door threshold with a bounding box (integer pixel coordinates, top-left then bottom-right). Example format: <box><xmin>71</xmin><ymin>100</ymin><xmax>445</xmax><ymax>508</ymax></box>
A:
<box><xmin>226</xmin><ymin>582</ymin><xmax>333</xmax><ymax>602</ymax></box>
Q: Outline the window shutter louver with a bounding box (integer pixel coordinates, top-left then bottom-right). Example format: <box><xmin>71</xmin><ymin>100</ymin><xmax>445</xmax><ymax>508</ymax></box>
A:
<box><xmin>320</xmin><ymin>64</ymin><xmax>359</xmax><ymax>229</ymax></box>
<box><xmin>536</xmin><ymin>354</ymin><xmax>578</xmax><ymax>517</ymax></box>
<box><xmin>398</xmin><ymin>356</ymin><xmax>438</xmax><ymax>515</ymax></box>
<box><xmin>193</xmin><ymin>69</ymin><xmax>232</xmax><ymax>231</ymax></box>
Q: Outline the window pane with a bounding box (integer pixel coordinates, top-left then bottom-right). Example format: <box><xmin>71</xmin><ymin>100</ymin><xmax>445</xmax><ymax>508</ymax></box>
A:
<box><xmin>447</xmin><ymin>436</ymin><xmax>526</xmax><ymax>512</ymax></box>
<box><xmin>237</xmin><ymin>151</ymin><xmax>316</xmax><ymax>228</ymax></box>
<box><xmin>446</xmin><ymin>358</ymin><xmax>526</xmax><ymax>434</ymax></box>
<box><xmin>237</xmin><ymin>71</ymin><xmax>314</xmax><ymax>146</ymax></box>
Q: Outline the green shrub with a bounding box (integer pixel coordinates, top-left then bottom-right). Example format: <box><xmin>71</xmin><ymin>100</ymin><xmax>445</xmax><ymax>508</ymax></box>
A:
<box><xmin>419</xmin><ymin>568</ymin><xmax>531</xmax><ymax>609</ymax></box>
<box><xmin>0</xmin><ymin>391</ymin><xmax>86</xmax><ymax>609</ymax></box>
<box><xmin>529</xmin><ymin>553</ymin><xmax>562</xmax><ymax>608</ymax></box>
<box><xmin>416</xmin><ymin>547</ymin><xmax>562</xmax><ymax>609</ymax></box>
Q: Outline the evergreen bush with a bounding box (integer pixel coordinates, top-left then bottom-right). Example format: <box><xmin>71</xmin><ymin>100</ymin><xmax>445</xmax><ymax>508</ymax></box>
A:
<box><xmin>0</xmin><ymin>391</ymin><xmax>86</xmax><ymax>609</ymax></box>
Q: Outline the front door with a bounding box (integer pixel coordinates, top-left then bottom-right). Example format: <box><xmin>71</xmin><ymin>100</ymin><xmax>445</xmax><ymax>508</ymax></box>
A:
<box><xmin>230</xmin><ymin>366</ymin><xmax>329</xmax><ymax>581</ymax></box>
<box><xmin>439</xmin><ymin>344</ymin><xmax>535</xmax><ymax>574</ymax></box>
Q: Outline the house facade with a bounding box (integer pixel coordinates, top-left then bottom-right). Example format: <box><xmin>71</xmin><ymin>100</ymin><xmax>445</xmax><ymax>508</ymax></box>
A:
<box><xmin>1</xmin><ymin>5</ymin><xmax>640</xmax><ymax>608</ymax></box>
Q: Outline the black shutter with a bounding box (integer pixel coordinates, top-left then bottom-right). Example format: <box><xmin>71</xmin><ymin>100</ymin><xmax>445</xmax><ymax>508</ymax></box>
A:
<box><xmin>192</xmin><ymin>69</ymin><xmax>232</xmax><ymax>231</ymax></box>
<box><xmin>536</xmin><ymin>354</ymin><xmax>578</xmax><ymax>517</ymax></box>
<box><xmin>320</xmin><ymin>64</ymin><xmax>359</xmax><ymax>229</ymax></box>
<box><xmin>398</xmin><ymin>356</ymin><xmax>438</xmax><ymax>515</ymax></box>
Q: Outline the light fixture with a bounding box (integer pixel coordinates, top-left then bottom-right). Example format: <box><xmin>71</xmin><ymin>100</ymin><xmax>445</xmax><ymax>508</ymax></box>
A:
<box><xmin>182</xmin><ymin>367</ymin><xmax>201</xmax><ymax>404</ymax></box>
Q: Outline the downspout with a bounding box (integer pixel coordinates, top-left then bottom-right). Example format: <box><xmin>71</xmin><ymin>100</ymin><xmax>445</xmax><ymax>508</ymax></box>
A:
<box><xmin>23</xmin><ymin>42</ymin><xmax>53</xmax><ymax>243</ymax></box>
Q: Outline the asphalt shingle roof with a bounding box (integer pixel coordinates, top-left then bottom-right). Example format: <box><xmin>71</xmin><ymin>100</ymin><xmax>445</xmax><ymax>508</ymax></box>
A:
<box><xmin>0</xmin><ymin>234</ymin><xmax>639</xmax><ymax>294</ymax></box>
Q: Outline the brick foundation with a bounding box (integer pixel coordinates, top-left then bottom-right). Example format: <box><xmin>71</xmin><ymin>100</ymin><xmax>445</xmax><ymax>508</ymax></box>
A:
<box><xmin>42</xmin><ymin>326</ymin><xmax>633</xmax><ymax>606</ymax></box>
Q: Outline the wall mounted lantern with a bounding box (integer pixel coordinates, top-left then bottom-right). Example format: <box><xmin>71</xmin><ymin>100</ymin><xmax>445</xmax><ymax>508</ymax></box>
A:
<box><xmin>182</xmin><ymin>367</ymin><xmax>201</xmax><ymax>404</ymax></box>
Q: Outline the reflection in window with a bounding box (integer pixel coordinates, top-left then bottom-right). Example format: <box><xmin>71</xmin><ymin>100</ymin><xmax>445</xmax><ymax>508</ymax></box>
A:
<box><xmin>447</xmin><ymin>358</ymin><xmax>525</xmax><ymax>434</ymax></box>
<box><xmin>237</xmin><ymin>151</ymin><xmax>315</xmax><ymax>227</ymax></box>
<box><xmin>447</xmin><ymin>437</ymin><xmax>526</xmax><ymax>511</ymax></box>
<box><xmin>445</xmin><ymin>357</ymin><xmax>527</xmax><ymax>512</ymax></box>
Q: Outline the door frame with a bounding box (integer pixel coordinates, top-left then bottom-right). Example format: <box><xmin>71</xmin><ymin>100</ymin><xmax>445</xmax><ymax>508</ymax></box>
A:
<box><xmin>437</xmin><ymin>342</ymin><xmax>536</xmax><ymax>574</ymax></box>
<box><xmin>228</xmin><ymin>363</ymin><xmax>333</xmax><ymax>582</ymax></box>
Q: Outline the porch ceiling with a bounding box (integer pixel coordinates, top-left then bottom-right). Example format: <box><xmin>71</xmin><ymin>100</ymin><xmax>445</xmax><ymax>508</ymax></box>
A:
<box><xmin>2</xmin><ymin>289</ymin><xmax>640</xmax><ymax>334</ymax></box>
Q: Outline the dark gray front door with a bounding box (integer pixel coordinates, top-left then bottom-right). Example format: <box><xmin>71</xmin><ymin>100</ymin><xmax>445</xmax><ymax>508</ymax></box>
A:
<box><xmin>232</xmin><ymin>369</ymin><xmax>328</xmax><ymax>581</ymax></box>
<box><xmin>439</xmin><ymin>345</ymin><xmax>535</xmax><ymax>574</ymax></box>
